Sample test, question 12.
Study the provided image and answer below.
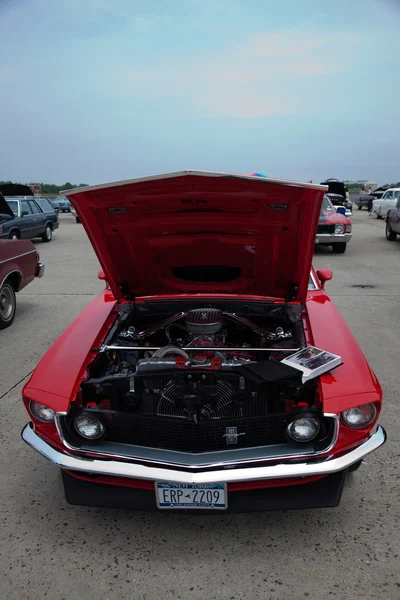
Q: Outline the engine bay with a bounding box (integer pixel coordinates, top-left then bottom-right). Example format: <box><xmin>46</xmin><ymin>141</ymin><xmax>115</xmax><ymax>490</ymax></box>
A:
<box><xmin>78</xmin><ymin>303</ymin><xmax>317</xmax><ymax>418</ymax></box>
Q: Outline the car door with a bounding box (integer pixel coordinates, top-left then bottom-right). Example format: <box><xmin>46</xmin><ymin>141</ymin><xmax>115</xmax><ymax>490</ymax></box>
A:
<box><xmin>20</xmin><ymin>200</ymin><xmax>36</xmax><ymax>238</ymax></box>
<box><xmin>28</xmin><ymin>199</ymin><xmax>46</xmax><ymax>237</ymax></box>
<box><xmin>380</xmin><ymin>191</ymin><xmax>394</xmax><ymax>217</ymax></box>
<box><xmin>393</xmin><ymin>198</ymin><xmax>400</xmax><ymax>233</ymax></box>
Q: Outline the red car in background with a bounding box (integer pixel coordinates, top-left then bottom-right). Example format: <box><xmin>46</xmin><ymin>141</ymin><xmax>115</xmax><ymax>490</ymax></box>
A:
<box><xmin>316</xmin><ymin>195</ymin><xmax>352</xmax><ymax>253</ymax></box>
<box><xmin>21</xmin><ymin>171</ymin><xmax>384</xmax><ymax>512</ymax></box>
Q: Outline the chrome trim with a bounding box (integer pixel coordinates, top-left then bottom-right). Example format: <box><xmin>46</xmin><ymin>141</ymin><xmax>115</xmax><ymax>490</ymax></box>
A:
<box><xmin>36</xmin><ymin>263</ymin><xmax>45</xmax><ymax>278</ymax></box>
<box><xmin>54</xmin><ymin>414</ymin><xmax>339</xmax><ymax>469</ymax></box>
<box><xmin>315</xmin><ymin>233</ymin><xmax>352</xmax><ymax>245</ymax></box>
<box><xmin>21</xmin><ymin>423</ymin><xmax>386</xmax><ymax>484</ymax></box>
<box><xmin>0</xmin><ymin>249</ymin><xmax>37</xmax><ymax>266</ymax></box>
<box><xmin>102</xmin><ymin>346</ymin><xmax>300</xmax><ymax>352</ymax></box>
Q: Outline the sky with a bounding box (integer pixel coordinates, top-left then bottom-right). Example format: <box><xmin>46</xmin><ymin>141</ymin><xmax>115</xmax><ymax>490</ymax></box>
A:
<box><xmin>0</xmin><ymin>0</ymin><xmax>399</xmax><ymax>186</ymax></box>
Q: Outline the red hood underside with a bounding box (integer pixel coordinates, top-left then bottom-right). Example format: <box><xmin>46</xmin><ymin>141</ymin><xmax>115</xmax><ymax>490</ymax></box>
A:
<box><xmin>64</xmin><ymin>171</ymin><xmax>326</xmax><ymax>303</ymax></box>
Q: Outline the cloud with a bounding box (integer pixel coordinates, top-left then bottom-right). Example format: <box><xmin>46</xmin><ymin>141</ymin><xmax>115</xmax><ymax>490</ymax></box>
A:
<box><xmin>110</xmin><ymin>28</ymin><xmax>358</xmax><ymax>118</ymax></box>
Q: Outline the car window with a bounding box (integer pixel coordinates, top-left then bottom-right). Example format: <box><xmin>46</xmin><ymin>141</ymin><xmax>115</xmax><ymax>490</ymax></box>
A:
<box><xmin>6</xmin><ymin>200</ymin><xmax>18</xmax><ymax>216</ymax></box>
<box><xmin>384</xmin><ymin>191</ymin><xmax>393</xmax><ymax>199</ymax></box>
<box><xmin>21</xmin><ymin>200</ymin><xmax>33</xmax><ymax>215</ymax></box>
<box><xmin>393</xmin><ymin>191</ymin><xmax>400</xmax><ymax>199</ymax></box>
<box><xmin>308</xmin><ymin>275</ymin><xmax>316</xmax><ymax>290</ymax></box>
<box><xmin>28</xmin><ymin>200</ymin><xmax>41</xmax><ymax>214</ymax></box>
<box><xmin>35</xmin><ymin>197</ymin><xmax>53</xmax><ymax>212</ymax></box>
<box><xmin>321</xmin><ymin>196</ymin><xmax>335</xmax><ymax>212</ymax></box>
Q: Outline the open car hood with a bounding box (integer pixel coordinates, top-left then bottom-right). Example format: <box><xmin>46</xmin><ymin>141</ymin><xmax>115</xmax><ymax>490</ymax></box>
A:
<box><xmin>0</xmin><ymin>183</ymin><xmax>33</xmax><ymax>197</ymax></box>
<box><xmin>64</xmin><ymin>171</ymin><xmax>326</xmax><ymax>303</ymax></box>
<box><xmin>320</xmin><ymin>179</ymin><xmax>346</xmax><ymax>197</ymax></box>
<box><xmin>0</xmin><ymin>192</ymin><xmax>15</xmax><ymax>220</ymax></box>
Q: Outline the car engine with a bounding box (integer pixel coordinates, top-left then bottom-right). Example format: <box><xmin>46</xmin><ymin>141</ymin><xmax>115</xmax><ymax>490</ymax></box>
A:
<box><xmin>66</xmin><ymin>304</ymin><xmax>324</xmax><ymax>453</ymax></box>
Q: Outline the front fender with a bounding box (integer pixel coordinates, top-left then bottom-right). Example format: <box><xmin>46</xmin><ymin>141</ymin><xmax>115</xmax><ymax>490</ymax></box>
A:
<box><xmin>305</xmin><ymin>291</ymin><xmax>382</xmax><ymax>414</ymax></box>
<box><xmin>23</xmin><ymin>290</ymin><xmax>118</xmax><ymax>413</ymax></box>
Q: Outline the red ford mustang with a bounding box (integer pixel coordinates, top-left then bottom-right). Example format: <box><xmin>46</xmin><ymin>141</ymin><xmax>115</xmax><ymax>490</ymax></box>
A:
<box><xmin>21</xmin><ymin>171</ymin><xmax>385</xmax><ymax>512</ymax></box>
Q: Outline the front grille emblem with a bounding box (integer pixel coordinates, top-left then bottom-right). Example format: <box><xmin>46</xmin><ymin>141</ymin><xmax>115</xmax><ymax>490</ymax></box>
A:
<box><xmin>223</xmin><ymin>426</ymin><xmax>246</xmax><ymax>445</ymax></box>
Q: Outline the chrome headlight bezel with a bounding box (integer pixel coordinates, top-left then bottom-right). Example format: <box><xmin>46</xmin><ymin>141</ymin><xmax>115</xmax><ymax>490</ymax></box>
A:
<box><xmin>341</xmin><ymin>403</ymin><xmax>377</xmax><ymax>429</ymax></box>
<box><xmin>334</xmin><ymin>224</ymin><xmax>345</xmax><ymax>234</ymax></box>
<box><xmin>74</xmin><ymin>413</ymin><xmax>105</xmax><ymax>440</ymax></box>
<box><xmin>29</xmin><ymin>400</ymin><xmax>55</xmax><ymax>423</ymax></box>
<box><xmin>286</xmin><ymin>416</ymin><xmax>321</xmax><ymax>443</ymax></box>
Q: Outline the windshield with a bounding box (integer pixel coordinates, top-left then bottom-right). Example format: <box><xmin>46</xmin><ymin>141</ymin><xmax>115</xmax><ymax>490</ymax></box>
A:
<box><xmin>321</xmin><ymin>196</ymin><xmax>335</xmax><ymax>212</ymax></box>
<box><xmin>6</xmin><ymin>200</ymin><xmax>18</xmax><ymax>216</ymax></box>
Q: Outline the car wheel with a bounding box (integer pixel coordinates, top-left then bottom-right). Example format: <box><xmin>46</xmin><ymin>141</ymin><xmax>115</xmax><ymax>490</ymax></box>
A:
<box><xmin>386</xmin><ymin>220</ymin><xmax>397</xmax><ymax>241</ymax></box>
<box><xmin>0</xmin><ymin>282</ymin><xmax>16</xmax><ymax>329</ymax></box>
<box><xmin>76</xmin><ymin>217</ymin><xmax>81</xmax><ymax>223</ymax></box>
<box><xmin>348</xmin><ymin>459</ymin><xmax>363</xmax><ymax>473</ymax></box>
<box><xmin>8</xmin><ymin>230</ymin><xmax>20</xmax><ymax>240</ymax></box>
<box><xmin>357</xmin><ymin>205</ymin><xmax>362</xmax><ymax>210</ymax></box>
<box><xmin>332</xmin><ymin>242</ymin><xmax>347</xmax><ymax>254</ymax></box>
<box><xmin>41</xmin><ymin>224</ymin><xmax>53</xmax><ymax>242</ymax></box>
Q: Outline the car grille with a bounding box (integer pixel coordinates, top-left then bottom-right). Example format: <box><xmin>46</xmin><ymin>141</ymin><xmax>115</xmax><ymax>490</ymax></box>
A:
<box><xmin>317</xmin><ymin>224</ymin><xmax>335</xmax><ymax>234</ymax></box>
<box><xmin>91</xmin><ymin>412</ymin><xmax>289</xmax><ymax>453</ymax></box>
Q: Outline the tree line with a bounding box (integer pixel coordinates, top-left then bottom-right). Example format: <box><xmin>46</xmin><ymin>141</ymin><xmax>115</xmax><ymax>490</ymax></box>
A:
<box><xmin>0</xmin><ymin>181</ymin><xmax>88</xmax><ymax>194</ymax></box>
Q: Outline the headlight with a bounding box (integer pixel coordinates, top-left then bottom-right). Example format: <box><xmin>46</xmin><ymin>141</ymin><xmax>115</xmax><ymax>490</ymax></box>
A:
<box><xmin>30</xmin><ymin>401</ymin><xmax>55</xmax><ymax>423</ymax></box>
<box><xmin>341</xmin><ymin>403</ymin><xmax>376</xmax><ymax>428</ymax></box>
<box><xmin>286</xmin><ymin>417</ymin><xmax>320</xmax><ymax>442</ymax></box>
<box><xmin>74</xmin><ymin>413</ymin><xmax>105</xmax><ymax>440</ymax></box>
<box><xmin>335</xmin><ymin>224</ymin><xmax>345</xmax><ymax>234</ymax></box>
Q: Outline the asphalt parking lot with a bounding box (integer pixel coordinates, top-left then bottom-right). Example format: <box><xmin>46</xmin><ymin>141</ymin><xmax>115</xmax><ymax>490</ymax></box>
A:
<box><xmin>1</xmin><ymin>210</ymin><xmax>399</xmax><ymax>600</ymax></box>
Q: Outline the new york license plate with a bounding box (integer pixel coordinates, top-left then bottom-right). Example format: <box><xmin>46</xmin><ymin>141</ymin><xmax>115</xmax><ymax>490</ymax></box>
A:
<box><xmin>155</xmin><ymin>482</ymin><xmax>227</xmax><ymax>510</ymax></box>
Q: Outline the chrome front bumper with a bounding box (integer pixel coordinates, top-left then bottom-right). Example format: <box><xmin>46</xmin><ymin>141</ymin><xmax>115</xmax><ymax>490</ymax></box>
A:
<box><xmin>36</xmin><ymin>263</ymin><xmax>45</xmax><ymax>278</ymax></box>
<box><xmin>315</xmin><ymin>233</ymin><xmax>352</xmax><ymax>245</ymax></box>
<box><xmin>22</xmin><ymin>423</ymin><xmax>386</xmax><ymax>485</ymax></box>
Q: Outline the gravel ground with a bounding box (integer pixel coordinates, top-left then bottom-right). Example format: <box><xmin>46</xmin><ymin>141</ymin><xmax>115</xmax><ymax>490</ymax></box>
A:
<box><xmin>0</xmin><ymin>210</ymin><xmax>399</xmax><ymax>600</ymax></box>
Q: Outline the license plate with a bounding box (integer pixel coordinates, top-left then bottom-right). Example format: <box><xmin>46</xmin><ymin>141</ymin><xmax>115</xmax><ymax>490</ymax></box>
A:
<box><xmin>155</xmin><ymin>482</ymin><xmax>227</xmax><ymax>510</ymax></box>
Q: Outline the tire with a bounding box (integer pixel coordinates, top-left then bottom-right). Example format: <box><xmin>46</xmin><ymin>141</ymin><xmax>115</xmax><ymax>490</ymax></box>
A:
<box><xmin>348</xmin><ymin>459</ymin><xmax>363</xmax><ymax>473</ymax></box>
<box><xmin>332</xmin><ymin>242</ymin><xmax>347</xmax><ymax>254</ymax></box>
<box><xmin>357</xmin><ymin>205</ymin><xmax>362</xmax><ymax>210</ymax></box>
<box><xmin>386</xmin><ymin>220</ymin><xmax>397</xmax><ymax>241</ymax></box>
<box><xmin>0</xmin><ymin>282</ymin><xmax>16</xmax><ymax>329</ymax></box>
<box><xmin>41</xmin><ymin>224</ymin><xmax>53</xmax><ymax>242</ymax></box>
<box><xmin>76</xmin><ymin>217</ymin><xmax>80</xmax><ymax>223</ymax></box>
<box><xmin>8</xmin><ymin>230</ymin><xmax>20</xmax><ymax>240</ymax></box>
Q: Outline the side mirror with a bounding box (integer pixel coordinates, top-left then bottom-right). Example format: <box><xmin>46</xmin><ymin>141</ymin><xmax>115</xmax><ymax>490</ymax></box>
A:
<box><xmin>22</xmin><ymin>210</ymin><xmax>29</xmax><ymax>217</ymax></box>
<box><xmin>317</xmin><ymin>269</ymin><xmax>333</xmax><ymax>289</ymax></box>
<box><xmin>98</xmin><ymin>269</ymin><xmax>106</xmax><ymax>281</ymax></box>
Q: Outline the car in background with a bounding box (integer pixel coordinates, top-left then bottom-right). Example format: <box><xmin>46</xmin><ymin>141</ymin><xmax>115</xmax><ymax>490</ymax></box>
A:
<box><xmin>0</xmin><ymin>190</ymin><xmax>59</xmax><ymax>242</ymax></box>
<box><xmin>53</xmin><ymin>196</ymin><xmax>71</xmax><ymax>212</ymax></box>
<box><xmin>326</xmin><ymin>193</ymin><xmax>352</xmax><ymax>216</ymax></box>
<box><xmin>316</xmin><ymin>196</ymin><xmax>352</xmax><ymax>253</ymax></box>
<box><xmin>385</xmin><ymin>197</ymin><xmax>400</xmax><ymax>241</ymax></box>
<box><xmin>71</xmin><ymin>205</ymin><xmax>81</xmax><ymax>223</ymax></box>
<box><xmin>0</xmin><ymin>237</ymin><xmax>44</xmax><ymax>328</ymax></box>
<box><xmin>372</xmin><ymin>188</ymin><xmax>400</xmax><ymax>219</ymax></box>
<box><xmin>320</xmin><ymin>179</ymin><xmax>352</xmax><ymax>216</ymax></box>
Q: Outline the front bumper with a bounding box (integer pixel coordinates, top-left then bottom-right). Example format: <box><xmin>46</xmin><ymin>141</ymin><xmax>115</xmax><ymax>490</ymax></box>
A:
<box><xmin>315</xmin><ymin>233</ymin><xmax>352</xmax><ymax>245</ymax></box>
<box><xmin>36</xmin><ymin>263</ymin><xmax>45</xmax><ymax>278</ymax></box>
<box><xmin>22</xmin><ymin>423</ymin><xmax>386</xmax><ymax>485</ymax></box>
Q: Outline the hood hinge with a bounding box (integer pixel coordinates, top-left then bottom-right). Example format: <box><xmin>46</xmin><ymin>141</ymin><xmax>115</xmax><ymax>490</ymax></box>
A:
<box><xmin>286</xmin><ymin>283</ymin><xmax>299</xmax><ymax>302</ymax></box>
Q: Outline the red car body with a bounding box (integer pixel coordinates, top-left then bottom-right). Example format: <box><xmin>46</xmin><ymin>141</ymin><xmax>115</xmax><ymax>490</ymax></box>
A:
<box><xmin>0</xmin><ymin>238</ymin><xmax>44</xmax><ymax>328</ymax></box>
<box><xmin>21</xmin><ymin>172</ymin><xmax>385</xmax><ymax>512</ymax></box>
